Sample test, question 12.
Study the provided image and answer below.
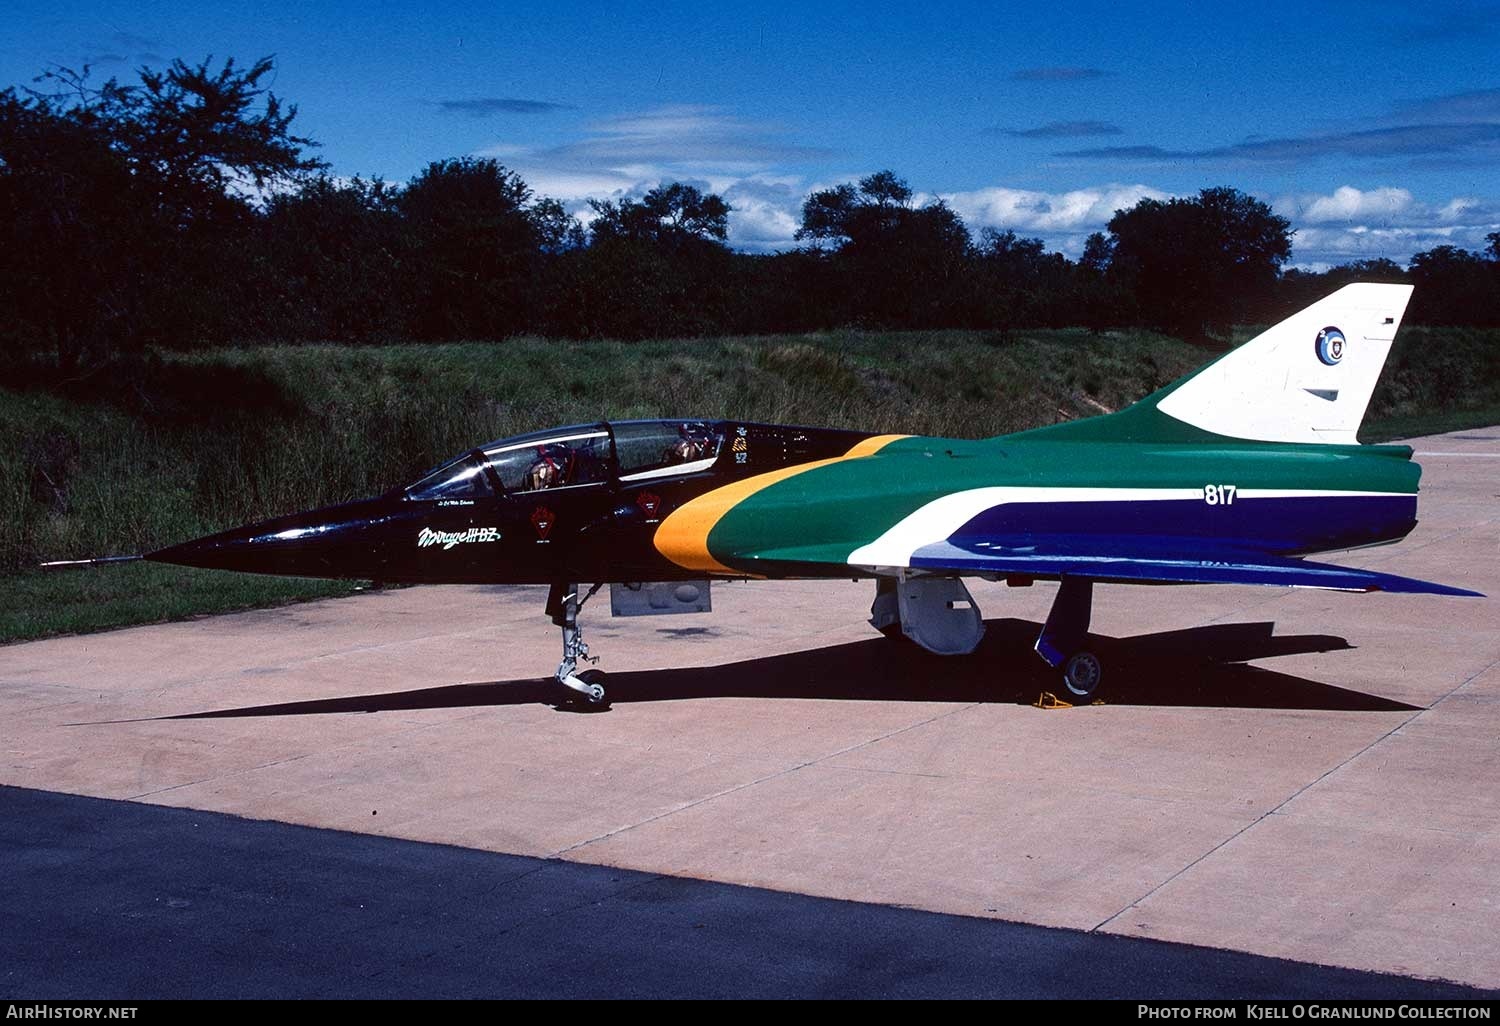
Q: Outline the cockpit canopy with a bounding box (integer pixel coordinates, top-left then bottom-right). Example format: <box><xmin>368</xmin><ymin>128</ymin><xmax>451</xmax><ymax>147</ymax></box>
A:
<box><xmin>405</xmin><ymin>420</ymin><xmax>725</xmax><ymax>501</ymax></box>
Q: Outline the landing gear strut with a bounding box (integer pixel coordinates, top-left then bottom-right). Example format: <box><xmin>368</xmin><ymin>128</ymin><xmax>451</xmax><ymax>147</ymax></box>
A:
<box><xmin>547</xmin><ymin>581</ymin><xmax>608</xmax><ymax>705</ymax></box>
<box><xmin>1035</xmin><ymin>576</ymin><xmax>1103</xmax><ymax>700</ymax></box>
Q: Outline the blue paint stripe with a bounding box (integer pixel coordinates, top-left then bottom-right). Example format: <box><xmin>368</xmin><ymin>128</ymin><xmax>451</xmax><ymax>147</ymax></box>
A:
<box><xmin>949</xmin><ymin>494</ymin><xmax>1417</xmax><ymax>557</ymax></box>
<box><xmin>907</xmin><ymin>542</ymin><xmax>1481</xmax><ymax>596</ymax></box>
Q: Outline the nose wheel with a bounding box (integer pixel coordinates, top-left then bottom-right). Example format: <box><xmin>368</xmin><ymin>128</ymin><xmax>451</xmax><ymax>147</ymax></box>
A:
<box><xmin>548</xmin><ymin>582</ymin><xmax>610</xmax><ymax>707</ymax></box>
<box><xmin>562</xmin><ymin>667</ymin><xmax>608</xmax><ymax>704</ymax></box>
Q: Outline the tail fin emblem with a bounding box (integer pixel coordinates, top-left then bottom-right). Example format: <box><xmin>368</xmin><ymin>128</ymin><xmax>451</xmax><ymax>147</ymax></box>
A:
<box><xmin>1316</xmin><ymin>327</ymin><xmax>1345</xmax><ymax>366</ymax></box>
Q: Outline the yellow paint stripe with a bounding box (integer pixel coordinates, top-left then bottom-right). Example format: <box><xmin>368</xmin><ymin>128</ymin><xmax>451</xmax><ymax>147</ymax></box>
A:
<box><xmin>843</xmin><ymin>434</ymin><xmax>908</xmax><ymax>458</ymax></box>
<box><xmin>654</xmin><ymin>434</ymin><xmax>909</xmax><ymax>575</ymax></box>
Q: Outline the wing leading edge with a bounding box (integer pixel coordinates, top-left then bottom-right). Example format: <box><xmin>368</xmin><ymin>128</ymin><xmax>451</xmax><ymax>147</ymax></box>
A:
<box><xmin>880</xmin><ymin>540</ymin><xmax>1483</xmax><ymax>597</ymax></box>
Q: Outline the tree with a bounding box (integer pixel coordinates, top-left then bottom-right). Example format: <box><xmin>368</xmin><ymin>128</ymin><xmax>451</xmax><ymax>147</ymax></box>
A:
<box><xmin>972</xmin><ymin>229</ymin><xmax>1080</xmax><ymax>331</ymax></box>
<box><xmin>33</xmin><ymin>57</ymin><xmax>324</xmax><ymax>227</ymax></box>
<box><xmin>1075</xmin><ymin>231</ymin><xmax>1130</xmax><ymax>330</ymax></box>
<box><xmin>0</xmin><ymin>87</ymin><xmax>149</xmax><ymax>369</ymax></box>
<box><xmin>795</xmin><ymin>170</ymin><xmax>972</xmax><ymax>327</ymax></box>
<box><xmin>796</xmin><ymin>170</ymin><xmax>916</xmax><ymax>249</ymax></box>
<box><xmin>544</xmin><ymin>182</ymin><xmax>738</xmax><ymax>338</ymax></box>
<box><xmin>2</xmin><ymin>57</ymin><xmax>327</xmax><ymax>364</ymax></box>
<box><xmin>399</xmin><ymin>157</ymin><xmax>544</xmax><ymax>339</ymax></box>
<box><xmin>587</xmin><ymin>182</ymin><xmax>730</xmax><ymax>249</ymax></box>
<box><xmin>258</xmin><ymin>176</ymin><xmax>407</xmax><ymax>341</ymax></box>
<box><xmin>529</xmin><ymin>197</ymin><xmax>586</xmax><ymax>254</ymax></box>
<box><xmin>1407</xmin><ymin>246</ymin><xmax>1500</xmax><ymax>326</ymax></box>
<box><xmin>1106</xmin><ymin>187</ymin><xmax>1291</xmax><ymax>340</ymax></box>
<box><xmin>1080</xmin><ymin>232</ymin><xmax>1113</xmax><ymax>275</ymax></box>
<box><xmin>1275</xmin><ymin>258</ymin><xmax>1409</xmax><ymax>320</ymax></box>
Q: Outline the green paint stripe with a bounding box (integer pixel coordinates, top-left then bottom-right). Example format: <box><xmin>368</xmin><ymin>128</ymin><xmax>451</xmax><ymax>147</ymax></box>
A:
<box><xmin>702</xmin><ymin>436</ymin><xmax>1419</xmax><ymax>572</ymax></box>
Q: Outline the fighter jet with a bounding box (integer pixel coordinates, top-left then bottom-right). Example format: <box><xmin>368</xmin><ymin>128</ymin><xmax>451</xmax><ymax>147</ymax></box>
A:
<box><xmin>50</xmin><ymin>283</ymin><xmax>1480</xmax><ymax>704</ymax></box>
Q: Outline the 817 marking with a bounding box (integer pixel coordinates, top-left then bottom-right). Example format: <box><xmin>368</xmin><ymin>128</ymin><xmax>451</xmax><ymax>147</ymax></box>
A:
<box><xmin>1204</xmin><ymin>484</ymin><xmax>1237</xmax><ymax>505</ymax></box>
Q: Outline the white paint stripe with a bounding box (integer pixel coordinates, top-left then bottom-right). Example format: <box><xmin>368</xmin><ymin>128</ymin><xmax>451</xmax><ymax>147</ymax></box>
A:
<box><xmin>620</xmin><ymin>456</ymin><xmax>718</xmax><ymax>481</ymax></box>
<box><xmin>1414</xmin><ymin>451</ymin><xmax>1500</xmax><ymax>458</ymax></box>
<box><xmin>1233</xmin><ymin>490</ymin><xmax>1398</xmax><ymax>499</ymax></box>
<box><xmin>845</xmin><ymin>487</ymin><xmax>1409</xmax><ymax>568</ymax></box>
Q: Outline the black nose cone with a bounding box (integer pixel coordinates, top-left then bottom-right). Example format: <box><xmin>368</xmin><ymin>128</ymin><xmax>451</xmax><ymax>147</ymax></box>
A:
<box><xmin>147</xmin><ymin>499</ymin><xmax>397</xmax><ymax>579</ymax></box>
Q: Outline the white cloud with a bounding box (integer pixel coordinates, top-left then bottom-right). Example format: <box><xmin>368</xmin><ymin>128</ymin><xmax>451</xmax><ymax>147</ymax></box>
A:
<box><xmin>922</xmin><ymin>183</ymin><xmax>1172</xmax><ymax>255</ymax></box>
<box><xmin>1274</xmin><ymin>185</ymin><xmax>1491</xmax><ymax>227</ymax></box>
<box><xmin>1289</xmin><ymin>222</ymin><xmax>1500</xmax><ymax>267</ymax></box>
<box><xmin>1295</xmin><ymin>185</ymin><xmax>1413</xmax><ymax>223</ymax></box>
<box><xmin>936</xmin><ymin>183</ymin><xmax>1170</xmax><ymax>234</ymax></box>
<box><xmin>1436</xmin><ymin>197</ymin><xmax>1483</xmax><ymax>222</ymax></box>
<box><xmin>475</xmin><ymin>109</ymin><xmax>1500</xmax><ymax>266</ymax></box>
<box><xmin>1274</xmin><ymin>186</ymin><xmax>1499</xmax><ymax>265</ymax></box>
<box><xmin>721</xmin><ymin>177</ymin><xmax>804</xmax><ymax>250</ymax></box>
<box><xmin>475</xmin><ymin>104</ymin><xmax>829</xmax><ymax>247</ymax></box>
<box><xmin>512</xmin><ymin>167</ymin><xmax>645</xmax><ymax>203</ymax></box>
<box><xmin>476</xmin><ymin>104</ymin><xmax>828</xmax><ymax>184</ymax></box>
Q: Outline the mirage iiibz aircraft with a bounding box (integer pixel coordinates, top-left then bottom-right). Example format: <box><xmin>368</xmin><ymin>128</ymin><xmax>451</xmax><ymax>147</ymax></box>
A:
<box><xmin>56</xmin><ymin>283</ymin><xmax>1480</xmax><ymax>704</ymax></box>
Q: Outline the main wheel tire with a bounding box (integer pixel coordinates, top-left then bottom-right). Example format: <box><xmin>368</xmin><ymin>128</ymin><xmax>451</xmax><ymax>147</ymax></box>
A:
<box><xmin>1061</xmin><ymin>651</ymin><xmax>1102</xmax><ymax>699</ymax></box>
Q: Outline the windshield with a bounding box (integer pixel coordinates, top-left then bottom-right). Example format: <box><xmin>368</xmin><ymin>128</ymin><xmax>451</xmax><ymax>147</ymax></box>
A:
<box><xmin>406</xmin><ymin>451</ymin><xmax>492</xmax><ymax>501</ymax></box>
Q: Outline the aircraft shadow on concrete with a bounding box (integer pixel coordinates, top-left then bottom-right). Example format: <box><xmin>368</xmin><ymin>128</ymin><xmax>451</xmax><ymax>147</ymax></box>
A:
<box><xmin>169</xmin><ymin>618</ymin><xmax>1419</xmax><ymax>720</ymax></box>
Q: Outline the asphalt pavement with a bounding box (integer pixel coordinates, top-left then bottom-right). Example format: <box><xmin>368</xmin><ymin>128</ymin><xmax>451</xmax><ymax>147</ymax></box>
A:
<box><xmin>3</xmin><ymin>785</ymin><xmax>1492</xmax><ymax>999</ymax></box>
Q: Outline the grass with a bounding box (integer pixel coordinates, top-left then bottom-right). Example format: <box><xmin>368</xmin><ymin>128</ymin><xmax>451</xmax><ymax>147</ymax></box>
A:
<box><xmin>1361</xmin><ymin>403</ymin><xmax>1500</xmax><ymax>444</ymax></box>
<box><xmin>2</xmin><ymin>323</ymin><xmax>1495</xmax><ymax>644</ymax></box>
<box><xmin>0</xmin><ymin>563</ymin><xmax>363</xmax><ymax>645</ymax></box>
<box><xmin>1361</xmin><ymin>325</ymin><xmax>1500</xmax><ymax>442</ymax></box>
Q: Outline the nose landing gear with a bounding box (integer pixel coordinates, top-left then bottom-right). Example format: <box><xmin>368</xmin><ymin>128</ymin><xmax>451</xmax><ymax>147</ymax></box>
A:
<box><xmin>547</xmin><ymin>581</ymin><xmax>609</xmax><ymax>706</ymax></box>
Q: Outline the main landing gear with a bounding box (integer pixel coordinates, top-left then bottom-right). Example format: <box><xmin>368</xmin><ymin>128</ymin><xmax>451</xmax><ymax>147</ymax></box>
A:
<box><xmin>547</xmin><ymin>581</ymin><xmax>609</xmax><ymax>707</ymax></box>
<box><xmin>1034</xmin><ymin>576</ymin><xmax>1103</xmax><ymax>700</ymax></box>
<box><xmin>870</xmin><ymin>573</ymin><xmax>1105</xmax><ymax>699</ymax></box>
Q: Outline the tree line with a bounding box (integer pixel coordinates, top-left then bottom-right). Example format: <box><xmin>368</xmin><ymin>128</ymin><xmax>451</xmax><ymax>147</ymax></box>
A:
<box><xmin>3</xmin><ymin>57</ymin><xmax>1499</xmax><ymax>373</ymax></box>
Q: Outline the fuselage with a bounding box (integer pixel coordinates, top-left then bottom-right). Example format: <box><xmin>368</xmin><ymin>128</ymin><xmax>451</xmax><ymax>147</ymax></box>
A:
<box><xmin>660</xmin><ymin>433</ymin><xmax>1420</xmax><ymax>579</ymax></box>
<box><xmin>147</xmin><ymin>417</ymin><xmax>1422</xmax><ymax>588</ymax></box>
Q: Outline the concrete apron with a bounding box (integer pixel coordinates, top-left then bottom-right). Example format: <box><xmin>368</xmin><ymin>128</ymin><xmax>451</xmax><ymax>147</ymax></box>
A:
<box><xmin>2</xmin><ymin>428</ymin><xmax>1496</xmax><ymax>987</ymax></box>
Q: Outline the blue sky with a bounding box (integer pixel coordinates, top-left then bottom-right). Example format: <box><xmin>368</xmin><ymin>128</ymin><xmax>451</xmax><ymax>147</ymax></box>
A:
<box><xmin>5</xmin><ymin>0</ymin><xmax>1499</xmax><ymax>266</ymax></box>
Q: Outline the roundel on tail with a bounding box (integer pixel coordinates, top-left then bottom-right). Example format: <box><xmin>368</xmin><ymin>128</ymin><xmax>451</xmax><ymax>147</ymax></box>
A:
<box><xmin>1316</xmin><ymin>326</ymin><xmax>1345</xmax><ymax>366</ymax></box>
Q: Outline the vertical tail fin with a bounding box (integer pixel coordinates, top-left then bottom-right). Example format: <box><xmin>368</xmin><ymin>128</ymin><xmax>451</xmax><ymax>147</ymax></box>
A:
<box><xmin>1155</xmin><ymin>283</ymin><xmax>1412</xmax><ymax>445</ymax></box>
